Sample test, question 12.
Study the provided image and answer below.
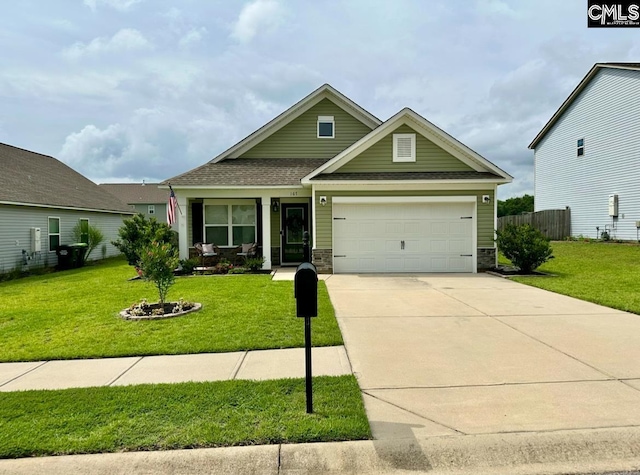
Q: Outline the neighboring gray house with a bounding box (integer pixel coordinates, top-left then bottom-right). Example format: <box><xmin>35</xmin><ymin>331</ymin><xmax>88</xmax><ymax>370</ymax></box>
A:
<box><xmin>530</xmin><ymin>63</ymin><xmax>640</xmax><ymax>240</ymax></box>
<box><xmin>0</xmin><ymin>143</ymin><xmax>135</xmax><ymax>273</ymax></box>
<box><xmin>99</xmin><ymin>182</ymin><xmax>177</xmax><ymax>230</ymax></box>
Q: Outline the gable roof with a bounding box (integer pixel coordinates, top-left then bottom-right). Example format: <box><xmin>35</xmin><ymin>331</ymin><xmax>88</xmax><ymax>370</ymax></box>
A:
<box><xmin>529</xmin><ymin>63</ymin><xmax>640</xmax><ymax>149</ymax></box>
<box><xmin>100</xmin><ymin>183</ymin><xmax>169</xmax><ymax>205</ymax></box>
<box><xmin>165</xmin><ymin>158</ymin><xmax>329</xmax><ymax>188</ymax></box>
<box><xmin>210</xmin><ymin>84</ymin><xmax>382</xmax><ymax>163</ymax></box>
<box><xmin>302</xmin><ymin>108</ymin><xmax>512</xmax><ymax>183</ymax></box>
<box><xmin>0</xmin><ymin>143</ymin><xmax>134</xmax><ymax>214</ymax></box>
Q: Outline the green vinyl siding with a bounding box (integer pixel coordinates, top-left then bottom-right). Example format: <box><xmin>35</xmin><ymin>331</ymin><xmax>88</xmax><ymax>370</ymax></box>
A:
<box><xmin>238</xmin><ymin>99</ymin><xmax>372</xmax><ymax>159</ymax></box>
<box><xmin>315</xmin><ymin>190</ymin><xmax>495</xmax><ymax>249</ymax></box>
<box><xmin>336</xmin><ymin>124</ymin><xmax>474</xmax><ymax>173</ymax></box>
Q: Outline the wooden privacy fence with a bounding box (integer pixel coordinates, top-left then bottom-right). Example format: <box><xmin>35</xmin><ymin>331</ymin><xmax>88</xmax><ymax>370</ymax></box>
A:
<box><xmin>497</xmin><ymin>208</ymin><xmax>571</xmax><ymax>241</ymax></box>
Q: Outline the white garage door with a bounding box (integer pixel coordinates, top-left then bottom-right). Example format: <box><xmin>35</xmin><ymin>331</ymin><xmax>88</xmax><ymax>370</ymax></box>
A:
<box><xmin>332</xmin><ymin>201</ymin><xmax>475</xmax><ymax>273</ymax></box>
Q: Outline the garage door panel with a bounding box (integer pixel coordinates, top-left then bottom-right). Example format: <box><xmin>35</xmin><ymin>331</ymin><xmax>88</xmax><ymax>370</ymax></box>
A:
<box><xmin>333</xmin><ymin>201</ymin><xmax>475</xmax><ymax>273</ymax></box>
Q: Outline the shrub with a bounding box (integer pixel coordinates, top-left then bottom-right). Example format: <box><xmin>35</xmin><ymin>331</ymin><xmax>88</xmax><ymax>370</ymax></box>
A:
<box><xmin>138</xmin><ymin>241</ymin><xmax>180</xmax><ymax>308</ymax></box>
<box><xmin>72</xmin><ymin>221</ymin><xmax>105</xmax><ymax>263</ymax></box>
<box><xmin>112</xmin><ymin>215</ymin><xmax>174</xmax><ymax>267</ymax></box>
<box><xmin>244</xmin><ymin>256</ymin><xmax>265</xmax><ymax>272</ymax></box>
<box><xmin>178</xmin><ymin>258</ymin><xmax>199</xmax><ymax>275</ymax></box>
<box><xmin>495</xmin><ymin>224</ymin><xmax>553</xmax><ymax>273</ymax></box>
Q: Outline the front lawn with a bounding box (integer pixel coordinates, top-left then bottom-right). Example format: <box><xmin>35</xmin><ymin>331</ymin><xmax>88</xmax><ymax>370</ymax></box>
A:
<box><xmin>0</xmin><ymin>258</ymin><xmax>342</xmax><ymax>362</ymax></box>
<box><xmin>508</xmin><ymin>241</ymin><xmax>640</xmax><ymax>314</ymax></box>
<box><xmin>0</xmin><ymin>375</ymin><xmax>370</xmax><ymax>458</ymax></box>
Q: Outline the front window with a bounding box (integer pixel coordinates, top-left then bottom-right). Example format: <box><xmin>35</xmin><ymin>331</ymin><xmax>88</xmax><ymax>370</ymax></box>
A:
<box><xmin>203</xmin><ymin>201</ymin><xmax>256</xmax><ymax>246</ymax></box>
<box><xmin>48</xmin><ymin>217</ymin><xmax>60</xmax><ymax>251</ymax></box>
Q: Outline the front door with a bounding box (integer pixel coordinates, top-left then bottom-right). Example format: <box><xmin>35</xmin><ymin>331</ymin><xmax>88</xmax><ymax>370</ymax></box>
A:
<box><xmin>281</xmin><ymin>203</ymin><xmax>309</xmax><ymax>264</ymax></box>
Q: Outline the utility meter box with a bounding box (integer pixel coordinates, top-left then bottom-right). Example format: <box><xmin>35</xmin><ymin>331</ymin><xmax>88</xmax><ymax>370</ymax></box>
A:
<box><xmin>30</xmin><ymin>227</ymin><xmax>41</xmax><ymax>253</ymax></box>
<box><xmin>608</xmin><ymin>194</ymin><xmax>619</xmax><ymax>217</ymax></box>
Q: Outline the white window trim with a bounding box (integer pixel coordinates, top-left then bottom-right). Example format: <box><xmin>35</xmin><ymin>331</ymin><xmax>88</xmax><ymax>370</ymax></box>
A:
<box><xmin>148</xmin><ymin>204</ymin><xmax>155</xmax><ymax>215</ymax></box>
<box><xmin>317</xmin><ymin>115</ymin><xmax>335</xmax><ymax>139</ymax></box>
<box><xmin>393</xmin><ymin>133</ymin><xmax>416</xmax><ymax>162</ymax></box>
<box><xmin>48</xmin><ymin>216</ymin><xmax>60</xmax><ymax>252</ymax></box>
<box><xmin>203</xmin><ymin>200</ymin><xmax>257</xmax><ymax>247</ymax></box>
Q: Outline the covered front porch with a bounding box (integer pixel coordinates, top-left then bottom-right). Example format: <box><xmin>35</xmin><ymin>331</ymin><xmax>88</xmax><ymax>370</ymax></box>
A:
<box><xmin>174</xmin><ymin>188</ymin><xmax>313</xmax><ymax>270</ymax></box>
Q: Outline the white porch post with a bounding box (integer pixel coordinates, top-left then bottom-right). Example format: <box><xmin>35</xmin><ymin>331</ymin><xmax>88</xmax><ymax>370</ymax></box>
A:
<box><xmin>261</xmin><ymin>196</ymin><xmax>272</xmax><ymax>270</ymax></box>
<box><xmin>177</xmin><ymin>195</ymin><xmax>189</xmax><ymax>260</ymax></box>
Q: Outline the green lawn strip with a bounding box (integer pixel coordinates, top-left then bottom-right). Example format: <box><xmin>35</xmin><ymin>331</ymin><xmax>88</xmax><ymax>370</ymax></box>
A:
<box><xmin>507</xmin><ymin>241</ymin><xmax>640</xmax><ymax>314</ymax></box>
<box><xmin>0</xmin><ymin>375</ymin><xmax>370</xmax><ymax>459</ymax></box>
<box><xmin>0</xmin><ymin>258</ymin><xmax>342</xmax><ymax>362</ymax></box>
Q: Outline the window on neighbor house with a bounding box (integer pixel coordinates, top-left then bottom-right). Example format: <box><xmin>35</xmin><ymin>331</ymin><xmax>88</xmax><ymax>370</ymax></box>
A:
<box><xmin>48</xmin><ymin>217</ymin><xmax>60</xmax><ymax>251</ymax></box>
<box><xmin>577</xmin><ymin>138</ymin><xmax>585</xmax><ymax>157</ymax></box>
<box><xmin>317</xmin><ymin>116</ymin><xmax>335</xmax><ymax>138</ymax></box>
<box><xmin>79</xmin><ymin>219</ymin><xmax>89</xmax><ymax>244</ymax></box>
<box><xmin>148</xmin><ymin>205</ymin><xmax>155</xmax><ymax>215</ymax></box>
<box><xmin>203</xmin><ymin>201</ymin><xmax>256</xmax><ymax>247</ymax></box>
<box><xmin>393</xmin><ymin>133</ymin><xmax>416</xmax><ymax>162</ymax></box>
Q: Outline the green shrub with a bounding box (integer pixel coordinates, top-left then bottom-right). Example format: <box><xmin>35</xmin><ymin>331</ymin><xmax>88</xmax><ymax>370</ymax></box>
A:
<box><xmin>244</xmin><ymin>256</ymin><xmax>265</xmax><ymax>272</ymax></box>
<box><xmin>178</xmin><ymin>258</ymin><xmax>199</xmax><ymax>275</ymax></box>
<box><xmin>112</xmin><ymin>215</ymin><xmax>174</xmax><ymax>267</ymax></box>
<box><xmin>138</xmin><ymin>241</ymin><xmax>180</xmax><ymax>308</ymax></box>
<box><xmin>495</xmin><ymin>224</ymin><xmax>553</xmax><ymax>273</ymax></box>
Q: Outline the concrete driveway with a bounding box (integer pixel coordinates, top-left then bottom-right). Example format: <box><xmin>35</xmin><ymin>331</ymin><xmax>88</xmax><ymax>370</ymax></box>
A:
<box><xmin>325</xmin><ymin>273</ymin><xmax>640</xmax><ymax>439</ymax></box>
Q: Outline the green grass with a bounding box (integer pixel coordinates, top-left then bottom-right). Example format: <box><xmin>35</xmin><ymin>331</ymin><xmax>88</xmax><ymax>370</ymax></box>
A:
<box><xmin>0</xmin><ymin>375</ymin><xmax>370</xmax><ymax>458</ymax></box>
<box><xmin>507</xmin><ymin>241</ymin><xmax>640</xmax><ymax>314</ymax></box>
<box><xmin>0</xmin><ymin>258</ymin><xmax>342</xmax><ymax>362</ymax></box>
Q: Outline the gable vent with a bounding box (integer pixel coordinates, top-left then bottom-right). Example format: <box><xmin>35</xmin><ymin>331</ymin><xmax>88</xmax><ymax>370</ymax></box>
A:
<box><xmin>393</xmin><ymin>133</ymin><xmax>416</xmax><ymax>162</ymax></box>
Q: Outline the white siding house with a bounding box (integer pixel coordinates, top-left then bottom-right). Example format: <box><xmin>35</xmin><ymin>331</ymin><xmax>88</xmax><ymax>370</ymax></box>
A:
<box><xmin>530</xmin><ymin>63</ymin><xmax>640</xmax><ymax>240</ymax></box>
<box><xmin>0</xmin><ymin>143</ymin><xmax>135</xmax><ymax>274</ymax></box>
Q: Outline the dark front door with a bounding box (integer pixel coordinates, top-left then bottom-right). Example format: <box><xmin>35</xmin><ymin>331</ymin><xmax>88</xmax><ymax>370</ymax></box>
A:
<box><xmin>281</xmin><ymin>203</ymin><xmax>309</xmax><ymax>264</ymax></box>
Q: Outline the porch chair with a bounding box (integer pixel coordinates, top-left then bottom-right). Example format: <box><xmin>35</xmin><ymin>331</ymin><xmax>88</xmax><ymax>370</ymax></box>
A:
<box><xmin>234</xmin><ymin>242</ymin><xmax>258</xmax><ymax>266</ymax></box>
<box><xmin>194</xmin><ymin>242</ymin><xmax>220</xmax><ymax>270</ymax></box>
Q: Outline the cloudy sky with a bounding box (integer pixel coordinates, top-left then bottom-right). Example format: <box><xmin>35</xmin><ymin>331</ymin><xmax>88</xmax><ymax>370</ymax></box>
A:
<box><xmin>1</xmin><ymin>1</ymin><xmax>638</xmax><ymax>198</ymax></box>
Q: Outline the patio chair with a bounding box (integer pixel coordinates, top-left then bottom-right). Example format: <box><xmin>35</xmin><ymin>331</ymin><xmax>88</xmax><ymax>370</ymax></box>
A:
<box><xmin>234</xmin><ymin>242</ymin><xmax>258</xmax><ymax>265</ymax></box>
<box><xmin>194</xmin><ymin>242</ymin><xmax>220</xmax><ymax>270</ymax></box>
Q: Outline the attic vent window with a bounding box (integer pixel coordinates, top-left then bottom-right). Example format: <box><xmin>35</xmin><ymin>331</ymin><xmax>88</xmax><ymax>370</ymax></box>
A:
<box><xmin>577</xmin><ymin>138</ymin><xmax>585</xmax><ymax>157</ymax></box>
<box><xmin>317</xmin><ymin>116</ymin><xmax>334</xmax><ymax>138</ymax></box>
<box><xmin>393</xmin><ymin>133</ymin><xmax>416</xmax><ymax>162</ymax></box>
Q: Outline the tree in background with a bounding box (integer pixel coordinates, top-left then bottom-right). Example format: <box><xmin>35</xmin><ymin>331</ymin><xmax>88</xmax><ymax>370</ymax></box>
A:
<box><xmin>498</xmin><ymin>194</ymin><xmax>534</xmax><ymax>217</ymax></box>
<box><xmin>72</xmin><ymin>221</ymin><xmax>104</xmax><ymax>264</ymax></box>
<box><xmin>112</xmin><ymin>214</ymin><xmax>175</xmax><ymax>267</ymax></box>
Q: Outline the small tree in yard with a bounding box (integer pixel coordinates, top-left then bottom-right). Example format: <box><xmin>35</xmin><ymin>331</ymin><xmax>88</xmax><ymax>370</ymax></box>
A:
<box><xmin>138</xmin><ymin>241</ymin><xmax>179</xmax><ymax>309</ymax></box>
<box><xmin>112</xmin><ymin>214</ymin><xmax>174</xmax><ymax>267</ymax></box>
<box><xmin>72</xmin><ymin>221</ymin><xmax>104</xmax><ymax>263</ymax></box>
<box><xmin>495</xmin><ymin>224</ymin><xmax>553</xmax><ymax>273</ymax></box>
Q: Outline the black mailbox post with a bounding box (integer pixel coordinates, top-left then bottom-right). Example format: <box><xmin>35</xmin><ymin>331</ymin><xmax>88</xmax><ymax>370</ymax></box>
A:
<box><xmin>295</xmin><ymin>261</ymin><xmax>318</xmax><ymax>413</ymax></box>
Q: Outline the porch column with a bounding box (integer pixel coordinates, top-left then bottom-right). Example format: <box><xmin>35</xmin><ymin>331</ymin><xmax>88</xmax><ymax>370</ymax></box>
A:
<box><xmin>261</xmin><ymin>197</ymin><xmax>272</xmax><ymax>270</ymax></box>
<box><xmin>177</xmin><ymin>195</ymin><xmax>189</xmax><ymax>260</ymax></box>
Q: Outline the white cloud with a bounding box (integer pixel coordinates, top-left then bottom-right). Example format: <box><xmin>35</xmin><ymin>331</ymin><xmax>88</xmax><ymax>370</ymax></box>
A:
<box><xmin>476</xmin><ymin>0</ymin><xmax>521</xmax><ymax>18</ymax></box>
<box><xmin>84</xmin><ymin>0</ymin><xmax>143</xmax><ymax>11</ymax></box>
<box><xmin>179</xmin><ymin>27</ymin><xmax>208</xmax><ymax>48</ymax></box>
<box><xmin>62</xmin><ymin>28</ymin><xmax>152</xmax><ymax>60</ymax></box>
<box><xmin>231</xmin><ymin>0</ymin><xmax>283</xmax><ymax>43</ymax></box>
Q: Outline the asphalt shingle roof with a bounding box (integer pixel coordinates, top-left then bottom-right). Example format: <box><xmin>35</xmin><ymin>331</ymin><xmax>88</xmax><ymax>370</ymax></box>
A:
<box><xmin>99</xmin><ymin>183</ymin><xmax>169</xmax><ymax>205</ymax></box>
<box><xmin>0</xmin><ymin>143</ymin><xmax>134</xmax><ymax>213</ymax></box>
<box><xmin>165</xmin><ymin>158</ymin><xmax>330</xmax><ymax>187</ymax></box>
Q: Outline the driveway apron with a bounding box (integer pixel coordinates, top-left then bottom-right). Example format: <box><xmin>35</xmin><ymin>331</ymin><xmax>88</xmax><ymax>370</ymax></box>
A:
<box><xmin>325</xmin><ymin>273</ymin><xmax>640</xmax><ymax>439</ymax></box>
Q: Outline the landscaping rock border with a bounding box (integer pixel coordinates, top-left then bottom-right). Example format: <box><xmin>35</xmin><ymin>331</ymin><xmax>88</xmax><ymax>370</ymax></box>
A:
<box><xmin>119</xmin><ymin>303</ymin><xmax>202</xmax><ymax>321</ymax></box>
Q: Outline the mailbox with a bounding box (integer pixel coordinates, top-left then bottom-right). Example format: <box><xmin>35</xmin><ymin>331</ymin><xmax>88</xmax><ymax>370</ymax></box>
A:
<box><xmin>295</xmin><ymin>262</ymin><xmax>318</xmax><ymax>317</ymax></box>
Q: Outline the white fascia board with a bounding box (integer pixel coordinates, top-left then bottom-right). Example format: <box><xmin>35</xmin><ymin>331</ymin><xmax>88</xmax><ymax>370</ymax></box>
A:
<box><xmin>311</xmin><ymin>182</ymin><xmax>498</xmax><ymax>192</ymax></box>
<box><xmin>0</xmin><ymin>201</ymin><xmax>135</xmax><ymax>215</ymax></box>
<box><xmin>302</xmin><ymin>108</ymin><xmax>513</xmax><ymax>183</ymax></box>
<box><xmin>166</xmin><ymin>185</ymin><xmax>305</xmax><ymax>190</ymax></box>
<box><xmin>210</xmin><ymin>85</ymin><xmax>381</xmax><ymax>163</ymax></box>
<box><xmin>332</xmin><ymin>196</ymin><xmax>477</xmax><ymax>204</ymax></box>
<box><xmin>175</xmin><ymin>188</ymin><xmax>312</xmax><ymax>200</ymax></box>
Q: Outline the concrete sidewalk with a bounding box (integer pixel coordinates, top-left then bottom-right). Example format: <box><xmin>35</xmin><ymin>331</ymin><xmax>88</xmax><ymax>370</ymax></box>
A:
<box><xmin>0</xmin><ymin>346</ymin><xmax>351</xmax><ymax>392</ymax></box>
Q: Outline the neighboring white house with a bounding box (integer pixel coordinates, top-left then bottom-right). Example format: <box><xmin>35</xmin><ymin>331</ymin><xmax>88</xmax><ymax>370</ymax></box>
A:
<box><xmin>0</xmin><ymin>143</ymin><xmax>135</xmax><ymax>273</ymax></box>
<box><xmin>530</xmin><ymin>62</ymin><xmax>640</xmax><ymax>240</ymax></box>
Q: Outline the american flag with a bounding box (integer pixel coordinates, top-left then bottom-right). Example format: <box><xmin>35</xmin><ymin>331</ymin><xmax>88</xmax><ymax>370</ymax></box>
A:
<box><xmin>167</xmin><ymin>188</ymin><xmax>178</xmax><ymax>226</ymax></box>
